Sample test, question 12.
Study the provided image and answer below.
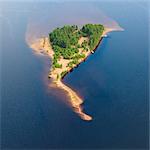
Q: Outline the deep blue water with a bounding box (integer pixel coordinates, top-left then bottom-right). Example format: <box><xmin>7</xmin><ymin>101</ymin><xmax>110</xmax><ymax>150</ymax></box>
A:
<box><xmin>1</xmin><ymin>1</ymin><xmax>149</xmax><ymax>149</ymax></box>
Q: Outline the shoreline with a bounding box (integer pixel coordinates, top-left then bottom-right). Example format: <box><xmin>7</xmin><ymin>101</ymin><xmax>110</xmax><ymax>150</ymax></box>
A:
<box><xmin>61</xmin><ymin>36</ymin><xmax>103</xmax><ymax>80</ymax></box>
<box><xmin>30</xmin><ymin>27</ymin><xmax>116</xmax><ymax>121</ymax></box>
<box><xmin>57</xmin><ymin>27</ymin><xmax>115</xmax><ymax>121</ymax></box>
<box><xmin>53</xmin><ymin>27</ymin><xmax>118</xmax><ymax>80</ymax></box>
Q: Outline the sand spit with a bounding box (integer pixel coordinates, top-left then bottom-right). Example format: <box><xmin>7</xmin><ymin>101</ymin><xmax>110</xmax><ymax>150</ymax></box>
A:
<box><xmin>55</xmin><ymin>80</ymin><xmax>92</xmax><ymax>121</ymax></box>
<box><xmin>29</xmin><ymin>27</ymin><xmax>121</xmax><ymax>121</ymax></box>
<box><xmin>30</xmin><ymin>36</ymin><xmax>92</xmax><ymax>120</ymax></box>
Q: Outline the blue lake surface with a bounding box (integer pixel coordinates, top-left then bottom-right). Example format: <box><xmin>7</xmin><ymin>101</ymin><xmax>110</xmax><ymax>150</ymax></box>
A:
<box><xmin>1</xmin><ymin>1</ymin><xmax>149</xmax><ymax>149</ymax></box>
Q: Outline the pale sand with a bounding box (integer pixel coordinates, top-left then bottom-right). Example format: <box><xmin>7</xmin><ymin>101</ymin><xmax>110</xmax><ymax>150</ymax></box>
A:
<box><xmin>55</xmin><ymin>80</ymin><xmax>92</xmax><ymax>121</ymax></box>
<box><xmin>30</xmin><ymin>27</ymin><xmax>117</xmax><ymax>121</ymax></box>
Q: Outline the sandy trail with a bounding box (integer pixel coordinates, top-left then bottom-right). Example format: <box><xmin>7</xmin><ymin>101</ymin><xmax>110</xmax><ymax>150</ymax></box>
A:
<box><xmin>55</xmin><ymin>80</ymin><xmax>92</xmax><ymax>121</ymax></box>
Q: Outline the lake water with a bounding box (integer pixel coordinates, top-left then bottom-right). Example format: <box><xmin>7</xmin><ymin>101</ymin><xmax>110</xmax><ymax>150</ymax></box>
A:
<box><xmin>1</xmin><ymin>1</ymin><xmax>149</xmax><ymax>149</ymax></box>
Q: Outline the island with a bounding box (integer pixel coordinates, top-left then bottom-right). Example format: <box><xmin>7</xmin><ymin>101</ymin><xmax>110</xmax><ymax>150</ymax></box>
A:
<box><xmin>31</xmin><ymin>24</ymin><xmax>115</xmax><ymax>121</ymax></box>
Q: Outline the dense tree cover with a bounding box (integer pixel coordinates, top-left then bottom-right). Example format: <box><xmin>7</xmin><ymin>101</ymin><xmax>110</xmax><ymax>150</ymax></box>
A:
<box><xmin>49</xmin><ymin>24</ymin><xmax>104</xmax><ymax>69</ymax></box>
<box><xmin>81</xmin><ymin>40</ymin><xmax>88</xmax><ymax>51</ymax></box>
<box><xmin>61</xmin><ymin>47</ymin><xmax>79</xmax><ymax>59</ymax></box>
<box><xmin>67</xmin><ymin>54</ymin><xmax>85</xmax><ymax>68</ymax></box>
<box><xmin>49</xmin><ymin>25</ymin><xmax>79</xmax><ymax>48</ymax></box>
<box><xmin>81</xmin><ymin>24</ymin><xmax>104</xmax><ymax>49</ymax></box>
<box><xmin>54</xmin><ymin>63</ymin><xmax>62</xmax><ymax>68</ymax></box>
<box><xmin>61</xmin><ymin>70</ymin><xmax>67</xmax><ymax>78</ymax></box>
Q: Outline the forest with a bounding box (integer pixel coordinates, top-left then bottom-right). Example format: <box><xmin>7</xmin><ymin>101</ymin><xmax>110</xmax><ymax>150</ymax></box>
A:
<box><xmin>49</xmin><ymin>24</ymin><xmax>104</xmax><ymax>69</ymax></box>
<box><xmin>81</xmin><ymin>24</ymin><xmax>104</xmax><ymax>49</ymax></box>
